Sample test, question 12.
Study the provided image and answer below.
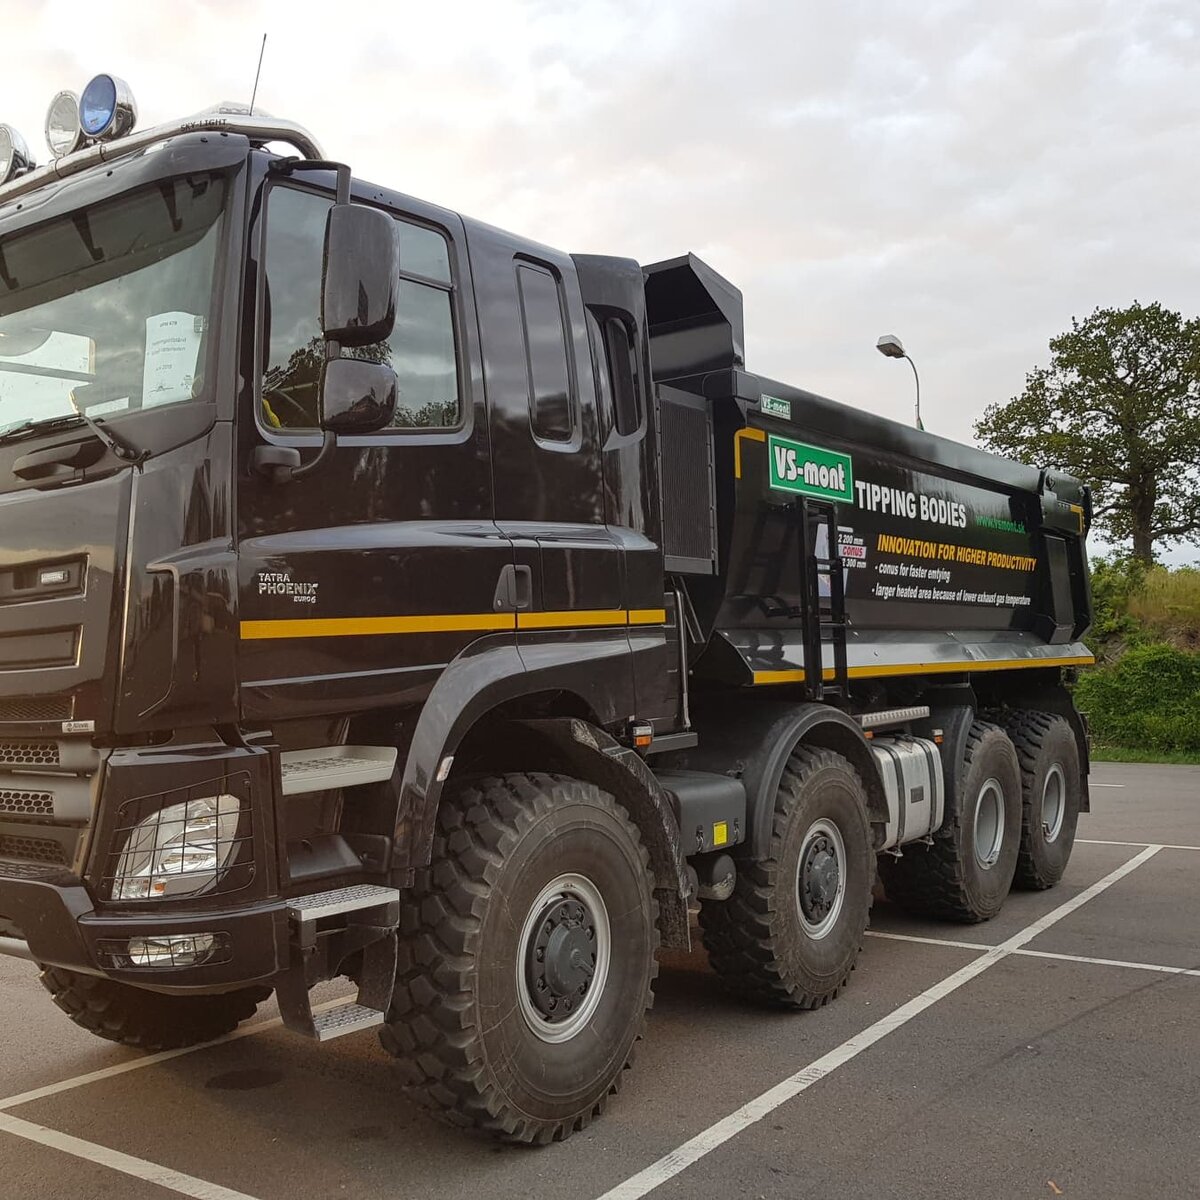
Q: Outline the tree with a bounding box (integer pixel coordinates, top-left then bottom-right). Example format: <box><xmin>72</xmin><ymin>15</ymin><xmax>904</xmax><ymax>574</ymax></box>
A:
<box><xmin>975</xmin><ymin>302</ymin><xmax>1200</xmax><ymax>564</ymax></box>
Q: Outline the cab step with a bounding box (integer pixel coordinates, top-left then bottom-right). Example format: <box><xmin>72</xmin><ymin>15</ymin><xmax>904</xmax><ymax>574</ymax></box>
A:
<box><xmin>311</xmin><ymin>1001</ymin><xmax>387</xmax><ymax>1041</ymax></box>
<box><xmin>280</xmin><ymin>746</ymin><xmax>398</xmax><ymax>796</ymax></box>
<box><xmin>277</xmin><ymin>883</ymin><xmax>401</xmax><ymax>1042</ymax></box>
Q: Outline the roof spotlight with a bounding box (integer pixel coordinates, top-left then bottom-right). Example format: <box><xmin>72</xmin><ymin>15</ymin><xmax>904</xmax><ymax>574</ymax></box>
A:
<box><xmin>0</xmin><ymin>124</ymin><xmax>34</xmax><ymax>184</ymax></box>
<box><xmin>79</xmin><ymin>73</ymin><xmax>137</xmax><ymax>142</ymax></box>
<box><xmin>45</xmin><ymin>90</ymin><xmax>85</xmax><ymax>158</ymax></box>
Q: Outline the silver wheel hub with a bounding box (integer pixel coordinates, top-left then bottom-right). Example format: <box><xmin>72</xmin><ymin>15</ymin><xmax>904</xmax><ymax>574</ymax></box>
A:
<box><xmin>797</xmin><ymin>818</ymin><xmax>847</xmax><ymax>939</ymax></box>
<box><xmin>1041</xmin><ymin>763</ymin><xmax>1066</xmax><ymax>842</ymax></box>
<box><xmin>973</xmin><ymin>777</ymin><xmax>1005</xmax><ymax>870</ymax></box>
<box><xmin>517</xmin><ymin>873</ymin><xmax>610</xmax><ymax>1044</ymax></box>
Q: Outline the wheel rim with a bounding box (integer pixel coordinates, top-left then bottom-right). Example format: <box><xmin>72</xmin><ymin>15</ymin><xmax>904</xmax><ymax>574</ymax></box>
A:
<box><xmin>973</xmin><ymin>777</ymin><xmax>1005</xmax><ymax>870</ymax></box>
<box><xmin>516</xmin><ymin>872</ymin><xmax>610</xmax><ymax>1044</ymax></box>
<box><xmin>796</xmin><ymin>818</ymin><xmax>846</xmax><ymax>939</ymax></box>
<box><xmin>1041</xmin><ymin>763</ymin><xmax>1066</xmax><ymax>843</ymax></box>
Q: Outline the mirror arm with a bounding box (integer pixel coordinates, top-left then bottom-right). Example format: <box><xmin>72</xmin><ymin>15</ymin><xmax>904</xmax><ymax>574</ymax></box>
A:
<box><xmin>285</xmin><ymin>431</ymin><xmax>336</xmax><ymax>482</ymax></box>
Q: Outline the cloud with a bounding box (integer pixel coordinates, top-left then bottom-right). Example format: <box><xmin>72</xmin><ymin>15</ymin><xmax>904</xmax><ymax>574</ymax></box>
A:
<box><xmin>3</xmin><ymin>0</ymin><xmax>1199</xmax><ymax>556</ymax></box>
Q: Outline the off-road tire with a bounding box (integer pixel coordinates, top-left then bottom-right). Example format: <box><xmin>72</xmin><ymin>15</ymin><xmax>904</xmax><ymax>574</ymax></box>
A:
<box><xmin>699</xmin><ymin>747</ymin><xmax>874</xmax><ymax>1008</ymax></box>
<box><xmin>878</xmin><ymin>720</ymin><xmax>1021</xmax><ymax>922</ymax></box>
<box><xmin>1001</xmin><ymin>710</ymin><xmax>1081</xmax><ymax>890</ymax></box>
<box><xmin>38</xmin><ymin>967</ymin><xmax>270</xmax><ymax>1051</ymax></box>
<box><xmin>379</xmin><ymin>772</ymin><xmax>659</xmax><ymax>1144</ymax></box>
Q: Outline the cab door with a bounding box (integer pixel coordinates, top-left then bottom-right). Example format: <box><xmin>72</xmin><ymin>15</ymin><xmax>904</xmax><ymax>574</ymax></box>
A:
<box><xmin>465</xmin><ymin>224</ymin><xmax>636</xmax><ymax>724</ymax></box>
<box><xmin>235</xmin><ymin>178</ymin><xmax>512</xmax><ymax>724</ymax></box>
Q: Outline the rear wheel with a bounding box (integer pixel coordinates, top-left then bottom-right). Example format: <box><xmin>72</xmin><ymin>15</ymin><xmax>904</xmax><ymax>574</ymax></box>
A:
<box><xmin>699</xmin><ymin>746</ymin><xmax>874</xmax><ymax>1008</ymax></box>
<box><xmin>379</xmin><ymin>772</ymin><xmax>659</xmax><ymax>1143</ymax></box>
<box><xmin>38</xmin><ymin>967</ymin><xmax>270</xmax><ymax>1051</ymax></box>
<box><xmin>1002</xmin><ymin>711</ymin><xmax>1082</xmax><ymax>890</ymax></box>
<box><xmin>878</xmin><ymin>720</ymin><xmax>1021</xmax><ymax>922</ymax></box>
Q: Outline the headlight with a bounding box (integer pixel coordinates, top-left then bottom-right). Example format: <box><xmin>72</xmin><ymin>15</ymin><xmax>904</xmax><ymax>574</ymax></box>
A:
<box><xmin>112</xmin><ymin>795</ymin><xmax>241</xmax><ymax>901</ymax></box>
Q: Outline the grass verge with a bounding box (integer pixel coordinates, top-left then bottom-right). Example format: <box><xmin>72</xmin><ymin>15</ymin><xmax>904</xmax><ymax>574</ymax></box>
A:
<box><xmin>1091</xmin><ymin>744</ymin><xmax>1200</xmax><ymax>766</ymax></box>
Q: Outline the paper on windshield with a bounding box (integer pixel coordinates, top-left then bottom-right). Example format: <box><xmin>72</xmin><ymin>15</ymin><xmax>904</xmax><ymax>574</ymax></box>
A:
<box><xmin>143</xmin><ymin>312</ymin><xmax>204</xmax><ymax>406</ymax></box>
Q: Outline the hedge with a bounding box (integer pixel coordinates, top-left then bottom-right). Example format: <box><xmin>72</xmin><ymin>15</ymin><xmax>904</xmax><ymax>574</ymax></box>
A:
<box><xmin>1073</xmin><ymin>642</ymin><xmax>1200</xmax><ymax>753</ymax></box>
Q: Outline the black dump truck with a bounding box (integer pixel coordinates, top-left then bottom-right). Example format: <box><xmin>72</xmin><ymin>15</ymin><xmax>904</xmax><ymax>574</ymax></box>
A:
<box><xmin>0</xmin><ymin>81</ymin><xmax>1094</xmax><ymax>1142</ymax></box>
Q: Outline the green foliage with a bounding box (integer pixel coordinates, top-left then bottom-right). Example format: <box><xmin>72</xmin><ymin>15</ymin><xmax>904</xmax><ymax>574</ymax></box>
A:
<box><xmin>1074</xmin><ymin>643</ymin><xmax>1200</xmax><ymax>753</ymax></box>
<box><xmin>1086</xmin><ymin>556</ymin><xmax>1146</xmax><ymax>656</ymax></box>
<box><xmin>975</xmin><ymin>302</ymin><xmax>1200</xmax><ymax>563</ymax></box>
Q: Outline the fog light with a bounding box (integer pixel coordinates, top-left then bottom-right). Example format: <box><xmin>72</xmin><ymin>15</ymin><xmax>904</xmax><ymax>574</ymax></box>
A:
<box><xmin>128</xmin><ymin>933</ymin><xmax>217</xmax><ymax>968</ymax></box>
<box><xmin>112</xmin><ymin>794</ymin><xmax>241</xmax><ymax>901</ymax></box>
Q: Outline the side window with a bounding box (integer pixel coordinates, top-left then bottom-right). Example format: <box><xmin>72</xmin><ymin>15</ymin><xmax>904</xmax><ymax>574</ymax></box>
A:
<box><xmin>603</xmin><ymin>317</ymin><xmax>640</xmax><ymax>437</ymax></box>
<box><xmin>515</xmin><ymin>263</ymin><xmax>573</xmax><ymax>443</ymax></box>
<box><xmin>260</xmin><ymin>186</ymin><xmax>461</xmax><ymax>432</ymax></box>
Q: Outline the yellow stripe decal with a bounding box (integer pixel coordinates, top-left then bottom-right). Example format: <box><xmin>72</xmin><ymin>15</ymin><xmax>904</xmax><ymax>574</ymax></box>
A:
<box><xmin>240</xmin><ymin>607</ymin><xmax>669</xmax><ymax>641</ymax></box>
<box><xmin>240</xmin><ymin>613</ymin><xmax>514</xmax><ymax>640</ymax></box>
<box><xmin>733</xmin><ymin>426</ymin><xmax>765</xmax><ymax>479</ymax></box>
<box><xmin>517</xmin><ymin>609</ymin><xmax>627</xmax><ymax>630</ymax></box>
<box><xmin>752</xmin><ymin>653</ymin><xmax>1096</xmax><ymax>685</ymax></box>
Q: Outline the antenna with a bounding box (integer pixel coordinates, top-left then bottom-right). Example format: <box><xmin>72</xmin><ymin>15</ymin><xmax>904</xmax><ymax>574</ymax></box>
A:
<box><xmin>249</xmin><ymin>33</ymin><xmax>267</xmax><ymax>116</ymax></box>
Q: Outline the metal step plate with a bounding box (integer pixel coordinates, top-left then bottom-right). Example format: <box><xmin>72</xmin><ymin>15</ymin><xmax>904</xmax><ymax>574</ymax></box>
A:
<box><xmin>280</xmin><ymin>745</ymin><xmax>398</xmax><ymax>796</ymax></box>
<box><xmin>287</xmin><ymin>883</ymin><xmax>400</xmax><ymax>923</ymax></box>
<box><xmin>311</xmin><ymin>1002</ymin><xmax>386</xmax><ymax>1041</ymax></box>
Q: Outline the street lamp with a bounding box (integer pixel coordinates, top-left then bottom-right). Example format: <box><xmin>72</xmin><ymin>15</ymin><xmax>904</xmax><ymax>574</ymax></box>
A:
<box><xmin>876</xmin><ymin>334</ymin><xmax>923</xmax><ymax>430</ymax></box>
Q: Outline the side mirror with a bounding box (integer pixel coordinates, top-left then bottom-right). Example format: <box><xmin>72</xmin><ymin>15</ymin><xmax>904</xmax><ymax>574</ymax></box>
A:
<box><xmin>319</xmin><ymin>357</ymin><xmax>397</xmax><ymax>435</ymax></box>
<box><xmin>321</xmin><ymin>204</ymin><xmax>400</xmax><ymax>346</ymax></box>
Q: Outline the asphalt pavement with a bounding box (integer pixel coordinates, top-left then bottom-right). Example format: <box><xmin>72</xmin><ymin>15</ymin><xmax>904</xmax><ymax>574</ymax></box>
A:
<box><xmin>0</xmin><ymin>762</ymin><xmax>1196</xmax><ymax>1199</ymax></box>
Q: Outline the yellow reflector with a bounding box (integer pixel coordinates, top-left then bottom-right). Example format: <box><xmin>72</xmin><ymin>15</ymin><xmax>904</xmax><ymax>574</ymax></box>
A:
<box><xmin>713</xmin><ymin>821</ymin><xmax>728</xmax><ymax>846</ymax></box>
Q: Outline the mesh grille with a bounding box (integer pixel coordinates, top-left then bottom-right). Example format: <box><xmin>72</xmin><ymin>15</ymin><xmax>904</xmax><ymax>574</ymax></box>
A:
<box><xmin>0</xmin><ymin>742</ymin><xmax>60</xmax><ymax>768</ymax></box>
<box><xmin>0</xmin><ymin>697</ymin><xmax>71</xmax><ymax>723</ymax></box>
<box><xmin>0</xmin><ymin>789</ymin><xmax>54</xmax><ymax>817</ymax></box>
<box><xmin>659</xmin><ymin>394</ymin><xmax>717</xmax><ymax>568</ymax></box>
<box><xmin>0</xmin><ymin>833</ymin><xmax>68</xmax><ymax>864</ymax></box>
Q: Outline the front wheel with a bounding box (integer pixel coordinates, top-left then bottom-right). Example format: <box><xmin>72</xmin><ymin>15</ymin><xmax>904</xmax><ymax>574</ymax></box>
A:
<box><xmin>699</xmin><ymin>746</ymin><xmax>874</xmax><ymax>1008</ymax></box>
<box><xmin>380</xmin><ymin>773</ymin><xmax>659</xmax><ymax>1144</ymax></box>
<box><xmin>39</xmin><ymin>967</ymin><xmax>270</xmax><ymax>1051</ymax></box>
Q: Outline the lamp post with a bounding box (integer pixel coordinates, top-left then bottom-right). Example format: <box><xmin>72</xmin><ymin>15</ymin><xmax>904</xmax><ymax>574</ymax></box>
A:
<box><xmin>876</xmin><ymin>334</ymin><xmax>923</xmax><ymax>430</ymax></box>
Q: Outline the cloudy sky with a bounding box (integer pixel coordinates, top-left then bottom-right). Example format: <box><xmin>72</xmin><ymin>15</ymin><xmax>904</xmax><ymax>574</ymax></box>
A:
<box><xmin>5</xmin><ymin>0</ymin><xmax>1199</xmax><ymax>556</ymax></box>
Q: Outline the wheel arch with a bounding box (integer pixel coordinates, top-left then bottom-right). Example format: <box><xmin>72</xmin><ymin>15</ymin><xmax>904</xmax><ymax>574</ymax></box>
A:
<box><xmin>665</xmin><ymin>697</ymin><xmax>887</xmax><ymax>858</ymax></box>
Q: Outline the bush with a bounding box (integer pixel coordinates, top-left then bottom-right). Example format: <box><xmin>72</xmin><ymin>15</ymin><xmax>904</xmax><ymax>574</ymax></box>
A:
<box><xmin>1074</xmin><ymin>642</ymin><xmax>1200</xmax><ymax>753</ymax></box>
<box><xmin>1085</xmin><ymin>557</ymin><xmax>1146</xmax><ymax>657</ymax></box>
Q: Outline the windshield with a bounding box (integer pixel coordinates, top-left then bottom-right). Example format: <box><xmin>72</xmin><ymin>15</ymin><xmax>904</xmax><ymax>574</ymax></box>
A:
<box><xmin>0</xmin><ymin>173</ymin><xmax>226</xmax><ymax>438</ymax></box>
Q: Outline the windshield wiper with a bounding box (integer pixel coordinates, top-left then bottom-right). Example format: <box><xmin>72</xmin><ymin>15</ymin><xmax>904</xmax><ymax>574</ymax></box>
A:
<box><xmin>0</xmin><ymin>412</ymin><xmax>146</xmax><ymax>463</ymax></box>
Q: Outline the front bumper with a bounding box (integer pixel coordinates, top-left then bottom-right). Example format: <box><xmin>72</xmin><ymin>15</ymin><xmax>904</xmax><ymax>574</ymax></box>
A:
<box><xmin>0</xmin><ymin>856</ymin><xmax>288</xmax><ymax>992</ymax></box>
<box><xmin>0</xmin><ymin>735</ymin><xmax>291</xmax><ymax>993</ymax></box>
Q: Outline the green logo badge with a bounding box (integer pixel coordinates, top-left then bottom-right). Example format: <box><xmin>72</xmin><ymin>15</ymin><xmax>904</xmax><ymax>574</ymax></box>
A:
<box><xmin>768</xmin><ymin>434</ymin><xmax>854</xmax><ymax>502</ymax></box>
<box><xmin>760</xmin><ymin>394</ymin><xmax>791</xmax><ymax>420</ymax></box>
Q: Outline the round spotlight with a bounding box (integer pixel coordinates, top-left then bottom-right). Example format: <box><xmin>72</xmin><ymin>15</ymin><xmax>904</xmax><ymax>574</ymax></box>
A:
<box><xmin>0</xmin><ymin>124</ymin><xmax>34</xmax><ymax>184</ymax></box>
<box><xmin>45</xmin><ymin>90</ymin><xmax>84</xmax><ymax>158</ymax></box>
<box><xmin>79</xmin><ymin>73</ymin><xmax>137</xmax><ymax>141</ymax></box>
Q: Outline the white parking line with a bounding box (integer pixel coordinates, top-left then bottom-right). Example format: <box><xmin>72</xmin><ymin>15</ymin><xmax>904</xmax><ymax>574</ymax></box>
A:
<box><xmin>595</xmin><ymin>845</ymin><xmax>1161</xmax><ymax>1200</ymax></box>
<box><xmin>1079</xmin><ymin>838</ymin><xmax>1200</xmax><ymax>852</ymax></box>
<box><xmin>0</xmin><ymin>1112</ymin><xmax>259</xmax><ymax>1200</ymax></box>
<box><xmin>1090</xmin><ymin>783</ymin><xmax>1126</xmax><ymax>788</ymax></box>
<box><xmin>0</xmin><ymin>993</ymin><xmax>354</xmax><ymax>1112</ymax></box>
<box><xmin>867</xmin><ymin>931</ymin><xmax>1200</xmax><ymax>977</ymax></box>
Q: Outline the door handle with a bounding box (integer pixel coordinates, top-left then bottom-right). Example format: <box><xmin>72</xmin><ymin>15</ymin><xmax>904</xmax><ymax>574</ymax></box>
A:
<box><xmin>493</xmin><ymin>564</ymin><xmax>533</xmax><ymax>612</ymax></box>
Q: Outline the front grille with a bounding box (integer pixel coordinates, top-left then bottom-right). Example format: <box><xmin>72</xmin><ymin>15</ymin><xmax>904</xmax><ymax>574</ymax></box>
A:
<box><xmin>0</xmin><ymin>789</ymin><xmax>55</xmax><ymax>818</ymax></box>
<box><xmin>0</xmin><ymin>697</ymin><xmax>72</xmax><ymax>723</ymax></box>
<box><xmin>0</xmin><ymin>833</ymin><xmax>68</xmax><ymax>864</ymax></box>
<box><xmin>0</xmin><ymin>741</ymin><xmax>60</xmax><ymax>767</ymax></box>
